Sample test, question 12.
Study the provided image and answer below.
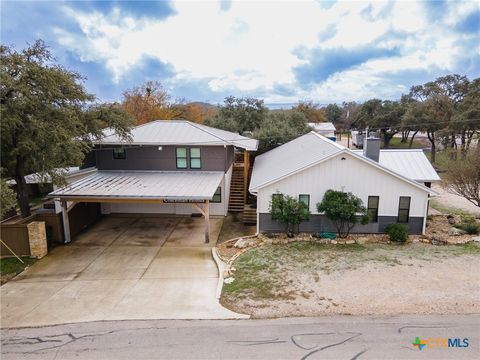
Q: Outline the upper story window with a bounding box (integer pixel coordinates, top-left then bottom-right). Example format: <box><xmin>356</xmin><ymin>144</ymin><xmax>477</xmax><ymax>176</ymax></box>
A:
<box><xmin>367</xmin><ymin>196</ymin><xmax>379</xmax><ymax>223</ymax></box>
<box><xmin>299</xmin><ymin>194</ymin><xmax>310</xmax><ymax>208</ymax></box>
<box><xmin>398</xmin><ymin>196</ymin><xmax>411</xmax><ymax>223</ymax></box>
<box><xmin>190</xmin><ymin>148</ymin><xmax>201</xmax><ymax>169</ymax></box>
<box><xmin>176</xmin><ymin>147</ymin><xmax>187</xmax><ymax>169</ymax></box>
<box><xmin>211</xmin><ymin>187</ymin><xmax>221</xmax><ymax>203</ymax></box>
<box><xmin>113</xmin><ymin>147</ymin><xmax>126</xmax><ymax>160</ymax></box>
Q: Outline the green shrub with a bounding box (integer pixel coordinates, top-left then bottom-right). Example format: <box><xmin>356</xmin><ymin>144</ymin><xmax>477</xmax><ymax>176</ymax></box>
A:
<box><xmin>316</xmin><ymin>190</ymin><xmax>368</xmax><ymax>238</ymax></box>
<box><xmin>455</xmin><ymin>222</ymin><xmax>480</xmax><ymax>235</ymax></box>
<box><xmin>384</xmin><ymin>223</ymin><xmax>408</xmax><ymax>242</ymax></box>
<box><xmin>270</xmin><ymin>193</ymin><xmax>311</xmax><ymax>237</ymax></box>
<box><xmin>460</xmin><ymin>214</ymin><xmax>476</xmax><ymax>224</ymax></box>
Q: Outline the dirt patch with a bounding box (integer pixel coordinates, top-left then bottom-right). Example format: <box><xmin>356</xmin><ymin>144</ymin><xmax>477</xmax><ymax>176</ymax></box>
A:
<box><xmin>217</xmin><ymin>213</ymin><xmax>256</xmax><ymax>245</ymax></box>
<box><xmin>221</xmin><ymin>242</ymin><xmax>480</xmax><ymax>318</ymax></box>
<box><xmin>425</xmin><ymin>214</ymin><xmax>478</xmax><ymax>244</ymax></box>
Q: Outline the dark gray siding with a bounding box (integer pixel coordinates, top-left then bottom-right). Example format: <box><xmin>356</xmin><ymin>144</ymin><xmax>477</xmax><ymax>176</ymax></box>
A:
<box><xmin>259</xmin><ymin>213</ymin><xmax>424</xmax><ymax>235</ymax></box>
<box><xmin>81</xmin><ymin>150</ymin><xmax>96</xmax><ymax>169</ymax></box>
<box><xmin>92</xmin><ymin>145</ymin><xmax>234</xmax><ymax>172</ymax></box>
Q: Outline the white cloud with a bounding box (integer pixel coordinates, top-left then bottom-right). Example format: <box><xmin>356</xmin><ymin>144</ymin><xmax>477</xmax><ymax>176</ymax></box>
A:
<box><xmin>55</xmin><ymin>0</ymin><xmax>477</xmax><ymax>102</ymax></box>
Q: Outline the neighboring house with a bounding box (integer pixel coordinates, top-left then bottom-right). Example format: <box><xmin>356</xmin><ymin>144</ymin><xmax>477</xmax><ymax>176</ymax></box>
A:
<box><xmin>249</xmin><ymin>132</ymin><xmax>439</xmax><ymax>235</ymax></box>
<box><xmin>307</xmin><ymin>122</ymin><xmax>336</xmax><ymax>140</ymax></box>
<box><xmin>49</xmin><ymin>120</ymin><xmax>258</xmax><ymax>243</ymax></box>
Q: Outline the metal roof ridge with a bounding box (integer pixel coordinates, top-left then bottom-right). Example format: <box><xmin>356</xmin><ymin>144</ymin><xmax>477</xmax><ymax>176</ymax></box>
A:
<box><xmin>310</xmin><ymin>131</ymin><xmax>345</xmax><ymax>150</ymax></box>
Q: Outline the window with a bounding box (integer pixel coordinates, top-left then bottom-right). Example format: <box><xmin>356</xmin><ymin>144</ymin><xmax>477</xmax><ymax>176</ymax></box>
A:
<box><xmin>190</xmin><ymin>148</ymin><xmax>201</xmax><ymax>169</ymax></box>
<box><xmin>367</xmin><ymin>196</ymin><xmax>379</xmax><ymax>223</ymax></box>
<box><xmin>211</xmin><ymin>187</ymin><xmax>221</xmax><ymax>203</ymax></box>
<box><xmin>113</xmin><ymin>148</ymin><xmax>126</xmax><ymax>160</ymax></box>
<box><xmin>398</xmin><ymin>196</ymin><xmax>411</xmax><ymax>223</ymax></box>
<box><xmin>176</xmin><ymin>147</ymin><xmax>187</xmax><ymax>169</ymax></box>
<box><xmin>299</xmin><ymin>194</ymin><xmax>310</xmax><ymax>208</ymax></box>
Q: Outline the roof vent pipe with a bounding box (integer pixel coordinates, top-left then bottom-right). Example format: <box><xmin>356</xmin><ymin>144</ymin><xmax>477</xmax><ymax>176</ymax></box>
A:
<box><xmin>363</xmin><ymin>137</ymin><xmax>381</xmax><ymax>162</ymax></box>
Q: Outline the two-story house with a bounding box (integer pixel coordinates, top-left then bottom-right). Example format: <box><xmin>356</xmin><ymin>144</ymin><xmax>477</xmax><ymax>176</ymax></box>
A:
<box><xmin>50</xmin><ymin>120</ymin><xmax>258</xmax><ymax>243</ymax></box>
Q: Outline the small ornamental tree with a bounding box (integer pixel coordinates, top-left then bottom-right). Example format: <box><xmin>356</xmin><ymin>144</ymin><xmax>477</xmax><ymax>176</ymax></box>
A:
<box><xmin>317</xmin><ymin>190</ymin><xmax>369</xmax><ymax>238</ymax></box>
<box><xmin>270</xmin><ymin>193</ymin><xmax>311</xmax><ymax>237</ymax></box>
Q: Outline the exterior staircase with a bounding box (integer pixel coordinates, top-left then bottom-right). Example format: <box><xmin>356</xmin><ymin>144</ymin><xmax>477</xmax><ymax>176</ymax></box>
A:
<box><xmin>242</xmin><ymin>204</ymin><xmax>257</xmax><ymax>225</ymax></box>
<box><xmin>228</xmin><ymin>166</ymin><xmax>245</xmax><ymax>212</ymax></box>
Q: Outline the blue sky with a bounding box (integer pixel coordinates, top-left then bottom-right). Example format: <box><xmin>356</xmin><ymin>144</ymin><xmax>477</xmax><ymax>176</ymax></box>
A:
<box><xmin>1</xmin><ymin>1</ymin><xmax>479</xmax><ymax>105</ymax></box>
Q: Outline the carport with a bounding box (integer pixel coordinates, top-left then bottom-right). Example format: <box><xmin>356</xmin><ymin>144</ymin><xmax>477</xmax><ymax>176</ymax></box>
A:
<box><xmin>49</xmin><ymin>170</ymin><xmax>224</xmax><ymax>244</ymax></box>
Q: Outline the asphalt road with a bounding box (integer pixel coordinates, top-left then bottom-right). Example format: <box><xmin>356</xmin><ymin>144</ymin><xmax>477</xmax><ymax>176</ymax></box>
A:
<box><xmin>1</xmin><ymin>315</ymin><xmax>478</xmax><ymax>360</ymax></box>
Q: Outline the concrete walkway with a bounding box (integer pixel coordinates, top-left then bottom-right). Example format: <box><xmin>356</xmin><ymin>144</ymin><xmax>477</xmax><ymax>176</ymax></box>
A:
<box><xmin>1</xmin><ymin>216</ymin><xmax>247</xmax><ymax>328</ymax></box>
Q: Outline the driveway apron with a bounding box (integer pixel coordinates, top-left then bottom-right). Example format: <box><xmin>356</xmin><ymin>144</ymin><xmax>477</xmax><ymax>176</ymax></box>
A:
<box><xmin>1</xmin><ymin>216</ymin><xmax>247</xmax><ymax>328</ymax></box>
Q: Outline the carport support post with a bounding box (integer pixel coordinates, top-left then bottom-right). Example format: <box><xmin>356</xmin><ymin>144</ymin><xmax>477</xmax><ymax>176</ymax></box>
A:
<box><xmin>193</xmin><ymin>201</ymin><xmax>210</xmax><ymax>243</ymax></box>
<box><xmin>61</xmin><ymin>201</ymin><xmax>71</xmax><ymax>244</ymax></box>
<box><xmin>204</xmin><ymin>200</ymin><xmax>210</xmax><ymax>244</ymax></box>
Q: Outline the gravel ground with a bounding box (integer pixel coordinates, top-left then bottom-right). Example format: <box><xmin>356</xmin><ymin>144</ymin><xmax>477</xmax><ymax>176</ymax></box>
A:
<box><xmin>431</xmin><ymin>183</ymin><xmax>480</xmax><ymax>216</ymax></box>
<box><xmin>221</xmin><ymin>242</ymin><xmax>480</xmax><ymax>318</ymax></box>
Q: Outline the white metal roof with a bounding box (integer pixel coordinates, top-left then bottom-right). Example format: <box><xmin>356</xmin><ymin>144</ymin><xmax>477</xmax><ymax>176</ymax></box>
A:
<box><xmin>249</xmin><ymin>132</ymin><xmax>344</xmax><ymax>191</ymax></box>
<box><xmin>49</xmin><ymin>171</ymin><xmax>224</xmax><ymax>201</ymax></box>
<box><xmin>352</xmin><ymin>149</ymin><xmax>440</xmax><ymax>182</ymax></box>
<box><xmin>7</xmin><ymin>167</ymin><xmax>81</xmax><ymax>185</ymax></box>
<box><xmin>97</xmin><ymin>120</ymin><xmax>258</xmax><ymax>151</ymax></box>
<box><xmin>307</xmin><ymin>122</ymin><xmax>336</xmax><ymax>133</ymax></box>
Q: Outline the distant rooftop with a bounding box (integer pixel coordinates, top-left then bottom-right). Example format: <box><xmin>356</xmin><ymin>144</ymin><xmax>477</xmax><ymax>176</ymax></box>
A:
<box><xmin>308</xmin><ymin>122</ymin><xmax>336</xmax><ymax>133</ymax></box>
<box><xmin>97</xmin><ymin>120</ymin><xmax>258</xmax><ymax>151</ymax></box>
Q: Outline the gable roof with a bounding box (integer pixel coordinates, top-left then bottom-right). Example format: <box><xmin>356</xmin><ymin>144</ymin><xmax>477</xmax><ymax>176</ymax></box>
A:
<box><xmin>352</xmin><ymin>149</ymin><xmax>440</xmax><ymax>182</ymax></box>
<box><xmin>249</xmin><ymin>131</ymin><xmax>437</xmax><ymax>195</ymax></box>
<box><xmin>97</xmin><ymin>120</ymin><xmax>258</xmax><ymax>151</ymax></box>
<box><xmin>249</xmin><ymin>132</ymin><xmax>343</xmax><ymax>191</ymax></box>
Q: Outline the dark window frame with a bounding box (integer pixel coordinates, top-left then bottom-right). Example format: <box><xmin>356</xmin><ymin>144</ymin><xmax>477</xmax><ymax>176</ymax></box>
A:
<box><xmin>189</xmin><ymin>147</ymin><xmax>202</xmax><ymax>169</ymax></box>
<box><xmin>367</xmin><ymin>196</ymin><xmax>379</xmax><ymax>223</ymax></box>
<box><xmin>398</xmin><ymin>196</ymin><xmax>411</xmax><ymax>223</ymax></box>
<box><xmin>211</xmin><ymin>187</ymin><xmax>221</xmax><ymax>203</ymax></box>
<box><xmin>299</xmin><ymin>194</ymin><xmax>310</xmax><ymax>208</ymax></box>
<box><xmin>113</xmin><ymin>147</ymin><xmax>126</xmax><ymax>160</ymax></box>
<box><xmin>176</xmin><ymin>147</ymin><xmax>188</xmax><ymax>169</ymax></box>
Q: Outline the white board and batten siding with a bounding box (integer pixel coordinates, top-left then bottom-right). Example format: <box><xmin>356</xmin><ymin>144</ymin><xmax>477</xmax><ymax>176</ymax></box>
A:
<box><xmin>101</xmin><ymin>172</ymin><xmax>230</xmax><ymax>217</ymax></box>
<box><xmin>257</xmin><ymin>152</ymin><xmax>429</xmax><ymax>218</ymax></box>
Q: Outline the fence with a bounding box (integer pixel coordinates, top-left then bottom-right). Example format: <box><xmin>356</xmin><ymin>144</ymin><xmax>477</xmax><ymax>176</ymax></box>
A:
<box><xmin>0</xmin><ymin>202</ymin><xmax>102</xmax><ymax>258</ymax></box>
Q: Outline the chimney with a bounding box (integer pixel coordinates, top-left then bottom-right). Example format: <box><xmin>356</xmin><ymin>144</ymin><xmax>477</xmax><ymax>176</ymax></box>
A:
<box><xmin>363</xmin><ymin>137</ymin><xmax>380</xmax><ymax>162</ymax></box>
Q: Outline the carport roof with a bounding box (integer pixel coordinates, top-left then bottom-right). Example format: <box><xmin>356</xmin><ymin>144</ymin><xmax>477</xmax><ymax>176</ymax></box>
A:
<box><xmin>49</xmin><ymin>171</ymin><xmax>224</xmax><ymax>201</ymax></box>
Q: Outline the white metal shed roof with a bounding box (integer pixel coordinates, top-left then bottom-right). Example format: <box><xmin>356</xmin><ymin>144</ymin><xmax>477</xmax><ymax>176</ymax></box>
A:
<box><xmin>49</xmin><ymin>171</ymin><xmax>224</xmax><ymax>201</ymax></box>
<box><xmin>352</xmin><ymin>149</ymin><xmax>440</xmax><ymax>182</ymax></box>
<box><xmin>307</xmin><ymin>122</ymin><xmax>336</xmax><ymax>133</ymax></box>
<box><xmin>249</xmin><ymin>132</ymin><xmax>344</xmax><ymax>191</ymax></box>
<box><xmin>97</xmin><ymin>120</ymin><xmax>258</xmax><ymax>151</ymax></box>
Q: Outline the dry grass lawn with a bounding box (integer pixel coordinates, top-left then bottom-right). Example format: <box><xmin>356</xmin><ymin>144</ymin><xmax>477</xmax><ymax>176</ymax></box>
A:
<box><xmin>221</xmin><ymin>242</ymin><xmax>480</xmax><ymax>318</ymax></box>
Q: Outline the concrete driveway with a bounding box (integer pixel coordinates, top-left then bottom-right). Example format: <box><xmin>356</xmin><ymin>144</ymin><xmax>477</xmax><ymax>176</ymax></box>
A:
<box><xmin>1</xmin><ymin>216</ymin><xmax>247</xmax><ymax>328</ymax></box>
